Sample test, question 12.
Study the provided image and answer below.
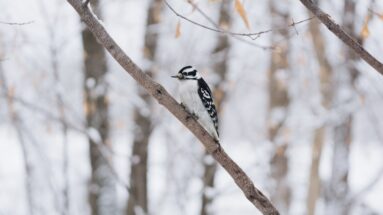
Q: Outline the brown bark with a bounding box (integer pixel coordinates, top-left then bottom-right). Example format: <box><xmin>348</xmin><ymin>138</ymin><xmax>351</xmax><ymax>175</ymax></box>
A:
<box><xmin>66</xmin><ymin>0</ymin><xmax>279</xmax><ymax>214</ymax></box>
<box><xmin>267</xmin><ymin>0</ymin><xmax>291</xmax><ymax>213</ymax></box>
<box><xmin>81</xmin><ymin>0</ymin><xmax>116</xmax><ymax>214</ymax></box>
<box><xmin>306</xmin><ymin>2</ymin><xmax>333</xmax><ymax>212</ymax></box>
<box><xmin>299</xmin><ymin>0</ymin><xmax>383</xmax><ymax>75</ymax></box>
<box><xmin>126</xmin><ymin>1</ymin><xmax>163</xmax><ymax>214</ymax></box>
<box><xmin>200</xmin><ymin>1</ymin><xmax>230</xmax><ymax>215</ymax></box>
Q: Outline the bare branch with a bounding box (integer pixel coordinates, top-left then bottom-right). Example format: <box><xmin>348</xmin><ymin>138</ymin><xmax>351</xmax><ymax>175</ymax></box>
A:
<box><xmin>299</xmin><ymin>0</ymin><xmax>383</xmax><ymax>76</ymax></box>
<box><xmin>0</xmin><ymin>20</ymin><xmax>34</xmax><ymax>25</ymax></box>
<box><xmin>165</xmin><ymin>0</ymin><xmax>313</xmax><ymax>40</ymax></box>
<box><xmin>65</xmin><ymin>0</ymin><xmax>279</xmax><ymax>214</ymax></box>
<box><xmin>185</xmin><ymin>0</ymin><xmax>273</xmax><ymax>50</ymax></box>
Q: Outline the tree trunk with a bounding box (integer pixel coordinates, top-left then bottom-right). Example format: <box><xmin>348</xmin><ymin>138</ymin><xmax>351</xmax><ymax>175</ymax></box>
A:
<box><xmin>325</xmin><ymin>0</ymin><xmax>360</xmax><ymax>214</ymax></box>
<box><xmin>82</xmin><ymin>1</ymin><xmax>116</xmax><ymax>214</ymax></box>
<box><xmin>306</xmin><ymin>0</ymin><xmax>333</xmax><ymax>213</ymax></box>
<box><xmin>126</xmin><ymin>1</ymin><xmax>163</xmax><ymax>214</ymax></box>
<box><xmin>200</xmin><ymin>2</ymin><xmax>231</xmax><ymax>215</ymax></box>
<box><xmin>267</xmin><ymin>0</ymin><xmax>291</xmax><ymax>212</ymax></box>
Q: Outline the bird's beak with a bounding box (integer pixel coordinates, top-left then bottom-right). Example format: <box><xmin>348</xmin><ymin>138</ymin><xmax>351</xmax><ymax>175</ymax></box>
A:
<box><xmin>171</xmin><ymin>74</ymin><xmax>181</xmax><ymax>79</ymax></box>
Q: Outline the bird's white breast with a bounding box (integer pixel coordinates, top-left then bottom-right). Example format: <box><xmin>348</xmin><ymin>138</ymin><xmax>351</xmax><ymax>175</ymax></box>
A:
<box><xmin>179</xmin><ymin>80</ymin><xmax>203</xmax><ymax>113</ymax></box>
<box><xmin>178</xmin><ymin>80</ymin><xmax>218</xmax><ymax>140</ymax></box>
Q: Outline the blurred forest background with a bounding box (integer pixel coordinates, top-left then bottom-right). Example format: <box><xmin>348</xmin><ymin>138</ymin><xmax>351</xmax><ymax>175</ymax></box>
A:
<box><xmin>1</xmin><ymin>0</ymin><xmax>383</xmax><ymax>214</ymax></box>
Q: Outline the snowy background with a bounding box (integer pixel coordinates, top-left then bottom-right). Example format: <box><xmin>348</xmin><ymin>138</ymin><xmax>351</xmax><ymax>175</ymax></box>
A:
<box><xmin>1</xmin><ymin>0</ymin><xmax>383</xmax><ymax>215</ymax></box>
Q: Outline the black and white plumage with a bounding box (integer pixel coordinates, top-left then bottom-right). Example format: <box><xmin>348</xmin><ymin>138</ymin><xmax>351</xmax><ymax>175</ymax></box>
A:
<box><xmin>171</xmin><ymin>66</ymin><xmax>219</xmax><ymax>141</ymax></box>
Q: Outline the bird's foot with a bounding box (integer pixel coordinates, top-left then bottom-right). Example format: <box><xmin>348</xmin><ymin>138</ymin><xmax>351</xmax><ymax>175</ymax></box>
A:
<box><xmin>180</xmin><ymin>102</ymin><xmax>186</xmax><ymax>110</ymax></box>
<box><xmin>213</xmin><ymin>139</ymin><xmax>221</xmax><ymax>152</ymax></box>
<box><xmin>181</xmin><ymin>103</ymin><xmax>199</xmax><ymax>120</ymax></box>
<box><xmin>191</xmin><ymin>112</ymin><xmax>199</xmax><ymax>120</ymax></box>
<box><xmin>185</xmin><ymin>112</ymin><xmax>199</xmax><ymax>121</ymax></box>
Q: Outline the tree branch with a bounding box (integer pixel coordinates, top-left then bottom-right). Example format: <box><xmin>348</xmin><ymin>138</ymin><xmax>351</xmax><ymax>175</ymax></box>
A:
<box><xmin>299</xmin><ymin>0</ymin><xmax>383</xmax><ymax>76</ymax></box>
<box><xmin>185</xmin><ymin>0</ymin><xmax>274</xmax><ymax>50</ymax></box>
<box><xmin>0</xmin><ymin>20</ymin><xmax>34</xmax><ymax>25</ymax></box>
<box><xmin>165</xmin><ymin>0</ymin><xmax>313</xmax><ymax>41</ymax></box>
<box><xmin>65</xmin><ymin>0</ymin><xmax>279</xmax><ymax>214</ymax></box>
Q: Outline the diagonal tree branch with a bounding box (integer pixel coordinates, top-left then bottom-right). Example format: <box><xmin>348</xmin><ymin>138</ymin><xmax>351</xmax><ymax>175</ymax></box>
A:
<box><xmin>66</xmin><ymin>0</ymin><xmax>279</xmax><ymax>214</ymax></box>
<box><xmin>299</xmin><ymin>0</ymin><xmax>383</xmax><ymax>76</ymax></box>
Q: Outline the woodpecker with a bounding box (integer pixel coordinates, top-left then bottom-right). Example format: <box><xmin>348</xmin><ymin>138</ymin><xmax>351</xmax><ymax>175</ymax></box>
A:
<box><xmin>171</xmin><ymin>66</ymin><xmax>219</xmax><ymax>142</ymax></box>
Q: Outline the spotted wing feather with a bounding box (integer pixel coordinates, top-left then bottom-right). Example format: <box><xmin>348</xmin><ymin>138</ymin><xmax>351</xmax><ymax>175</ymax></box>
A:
<box><xmin>197</xmin><ymin>79</ymin><xmax>219</xmax><ymax>137</ymax></box>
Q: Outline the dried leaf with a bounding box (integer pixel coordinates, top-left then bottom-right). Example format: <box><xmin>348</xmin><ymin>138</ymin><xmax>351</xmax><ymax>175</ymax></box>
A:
<box><xmin>360</xmin><ymin>16</ymin><xmax>370</xmax><ymax>39</ymax></box>
<box><xmin>361</xmin><ymin>25</ymin><xmax>369</xmax><ymax>39</ymax></box>
<box><xmin>235</xmin><ymin>0</ymin><xmax>250</xmax><ymax>29</ymax></box>
<box><xmin>175</xmin><ymin>20</ymin><xmax>181</xmax><ymax>38</ymax></box>
<box><xmin>379</xmin><ymin>13</ymin><xmax>383</xmax><ymax>20</ymax></box>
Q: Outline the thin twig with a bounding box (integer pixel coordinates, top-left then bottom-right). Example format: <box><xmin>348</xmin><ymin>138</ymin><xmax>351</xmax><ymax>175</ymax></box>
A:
<box><xmin>165</xmin><ymin>0</ymin><xmax>314</xmax><ymax>40</ymax></box>
<box><xmin>186</xmin><ymin>0</ymin><xmax>273</xmax><ymax>49</ymax></box>
<box><xmin>0</xmin><ymin>21</ymin><xmax>34</xmax><ymax>25</ymax></box>
<box><xmin>291</xmin><ymin>18</ymin><xmax>299</xmax><ymax>35</ymax></box>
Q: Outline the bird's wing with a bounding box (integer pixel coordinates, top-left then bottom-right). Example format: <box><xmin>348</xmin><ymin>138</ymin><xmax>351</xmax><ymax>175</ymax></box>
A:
<box><xmin>197</xmin><ymin>79</ymin><xmax>219</xmax><ymax>136</ymax></box>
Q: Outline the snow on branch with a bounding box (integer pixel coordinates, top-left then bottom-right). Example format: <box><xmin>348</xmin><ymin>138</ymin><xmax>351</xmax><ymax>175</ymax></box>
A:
<box><xmin>299</xmin><ymin>0</ymin><xmax>383</xmax><ymax>76</ymax></box>
<box><xmin>65</xmin><ymin>0</ymin><xmax>279</xmax><ymax>214</ymax></box>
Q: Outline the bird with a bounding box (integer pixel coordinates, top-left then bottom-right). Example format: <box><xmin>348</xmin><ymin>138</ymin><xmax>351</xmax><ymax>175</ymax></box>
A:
<box><xmin>171</xmin><ymin>65</ymin><xmax>219</xmax><ymax>142</ymax></box>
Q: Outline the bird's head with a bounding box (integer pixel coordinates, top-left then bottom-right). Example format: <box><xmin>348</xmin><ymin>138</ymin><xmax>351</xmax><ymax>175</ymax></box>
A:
<box><xmin>171</xmin><ymin>65</ymin><xmax>200</xmax><ymax>80</ymax></box>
